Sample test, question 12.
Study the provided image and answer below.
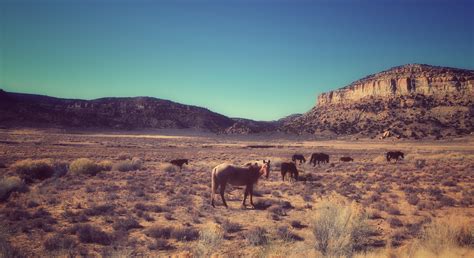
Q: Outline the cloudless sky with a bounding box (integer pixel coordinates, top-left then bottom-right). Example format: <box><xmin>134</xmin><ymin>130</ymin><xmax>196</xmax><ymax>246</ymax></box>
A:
<box><xmin>1</xmin><ymin>0</ymin><xmax>473</xmax><ymax>120</ymax></box>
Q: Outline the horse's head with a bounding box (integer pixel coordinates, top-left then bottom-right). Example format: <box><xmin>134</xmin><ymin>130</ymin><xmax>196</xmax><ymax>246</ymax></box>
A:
<box><xmin>260</xmin><ymin>160</ymin><xmax>271</xmax><ymax>179</ymax></box>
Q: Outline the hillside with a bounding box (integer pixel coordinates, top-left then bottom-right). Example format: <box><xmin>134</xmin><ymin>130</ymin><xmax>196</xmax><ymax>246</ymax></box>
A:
<box><xmin>283</xmin><ymin>64</ymin><xmax>474</xmax><ymax>139</ymax></box>
<box><xmin>0</xmin><ymin>90</ymin><xmax>237</xmax><ymax>132</ymax></box>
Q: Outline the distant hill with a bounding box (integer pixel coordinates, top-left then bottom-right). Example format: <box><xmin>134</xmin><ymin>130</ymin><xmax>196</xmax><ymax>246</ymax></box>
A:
<box><xmin>282</xmin><ymin>64</ymin><xmax>474</xmax><ymax>139</ymax></box>
<box><xmin>0</xmin><ymin>90</ymin><xmax>237</xmax><ymax>132</ymax></box>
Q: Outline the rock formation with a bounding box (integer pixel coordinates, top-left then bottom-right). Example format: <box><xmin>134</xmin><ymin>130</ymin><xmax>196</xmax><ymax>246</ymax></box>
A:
<box><xmin>283</xmin><ymin>64</ymin><xmax>474</xmax><ymax>139</ymax></box>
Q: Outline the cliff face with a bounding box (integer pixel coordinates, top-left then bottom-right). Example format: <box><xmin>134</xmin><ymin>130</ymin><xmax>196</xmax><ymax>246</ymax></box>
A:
<box><xmin>317</xmin><ymin>64</ymin><xmax>474</xmax><ymax>106</ymax></box>
<box><xmin>284</xmin><ymin>64</ymin><xmax>474</xmax><ymax>139</ymax></box>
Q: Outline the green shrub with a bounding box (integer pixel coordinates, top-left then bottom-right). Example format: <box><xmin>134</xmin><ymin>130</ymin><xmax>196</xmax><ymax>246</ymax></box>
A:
<box><xmin>69</xmin><ymin>158</ymin><xmax>101</xmax><ymax>176</ymax></box>
<box><xmin>11</xmin><ymin>159</ymin><xmax>55</xmax><ymax>182</ymax></box>
<box><xmin>0</xmin><ymin>176</ymin><xmax>25</xmax><ymax>202</ymax></box>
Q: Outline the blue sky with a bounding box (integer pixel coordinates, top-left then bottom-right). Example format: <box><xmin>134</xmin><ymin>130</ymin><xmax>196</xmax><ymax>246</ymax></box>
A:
<box><xmin>1</xmin><ymin>0</ymin><xmax>473</xmax><ymax>120</ymax></box>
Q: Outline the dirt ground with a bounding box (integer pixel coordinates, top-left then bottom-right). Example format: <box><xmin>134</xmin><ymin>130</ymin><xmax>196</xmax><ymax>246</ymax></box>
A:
<box><xmin>0</xmin><ymin>129</ymin><xmax>473</xmax><ymax>257</ymax></box>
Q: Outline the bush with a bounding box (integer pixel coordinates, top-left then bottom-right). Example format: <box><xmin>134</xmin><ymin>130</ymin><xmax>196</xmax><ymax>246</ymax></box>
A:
<box><xmin>0</xmin><ymin>235</ymin><xmax>24</xmax><ymax>258</ymax></box>
<box><xmin>117</xmin><ymin>152</ymin><xmax>131</xmax><ymax>160</ymax></box>
<box><xmin>0</xmin><ymin>176</ymin><xmax>25</xmax><ymax>202</ymax></box>
<box><xmin>388</xmin><ymin>217</ymin><xmax>403</xmax><ymax>228</ymax></box>
<box><xmin>113</xmin><ymin>217</ymin><xmax>142</xmax><ymax>231</ymax></box>
<box><xmin>421</xmin><ymin>217</ymin><xmax>474</xmax><ymax>254</ymax></box>
<box><xmin>74</xmin><ymin>224</ymin><xmax>112</xmax><ymax>245</ymax></box>
<box><xmin>97</xmin><ymin>160</ymin><xmax>113</xmax><ymax>171</ymax></box>
<box><xmin>247</xmin><ymin>227</ymin><xmax>268</xmax><ymax>246</ymax></box>
<box><xmin>159</xmin><ymin>163</ymin><xmax>178</xmax><ymax>173</ymax></box>
<box><xmin>84</xmin><ymin>204</ymin><xmax>115</xmax><ymax>216</ymax></box>
<box><xmin>221</xmin><ymin>219</ymin><xmax>242</xmax><ymax>233</ymax></box>
<box><xmin>146</xmin><ymin>226</ymin><xmax>173</xmax><ymax>239</ymax></box>
<box><xmin>439</xmin><ymin>196</ymin><xmax>456</xmax><ymax>207</ymax></box>
<box><xmin>170</xmin><ymin>227</ymin><xmax>199</xmax><ymax>241</ymax></box>
<box><xmin>311</xmin><ymin>200</ymin><xmax>373</xmax><ymax>257</ymax></box>
<box><xmin>194</xmin><ymin>223</ymin><xmax>224</xmax><ymax>256</ymax></box>
<box><xmin>69</xmin><ymin>158</ymin><xmax>102</xmax><ymax>176</ymax></box>
<box><xmin>148</xmin><ymin>239</ymin><xmax>173</xmax><ymax>251</ymax></box>
<box><xmin>276</xmin><ymin>226</ymin><xmax>303</xmax><ymax>242</ymax></box>
<box><xmin>406</xmin><ymin>194</ymin><xmax>420</xmax><ymax>205</ymax></box>
<box><xmin>44</xmin><ymin>233</ymin><xmax>76</xmax><ymax>251</ymax></box>
<box><xmin>11</xmin><ymin>159</ymin><xmax>55</xmax><ymax>182</ymax></box>
<box><xmin>112</xmin><ymin>158</ymin><xmax>142</xmax><ymax>172</ymax></box>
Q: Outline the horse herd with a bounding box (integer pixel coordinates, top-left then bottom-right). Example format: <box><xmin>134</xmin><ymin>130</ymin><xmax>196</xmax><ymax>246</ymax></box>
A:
<box><xmin>170</xmin><ymin>151</ymin><xmax>405</xmax><ymax>209</ymax></box>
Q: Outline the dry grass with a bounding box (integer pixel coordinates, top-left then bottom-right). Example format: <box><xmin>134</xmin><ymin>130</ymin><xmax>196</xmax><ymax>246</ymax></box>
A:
<box><xmin>69</xmin><ymin>158</ymin><xmax>102</xmax><ymax>176</ymax></box>
<box><xmin>0</xmin><ymin>176</ymin><xmax>25</xmax><ymax>202</ymax></box>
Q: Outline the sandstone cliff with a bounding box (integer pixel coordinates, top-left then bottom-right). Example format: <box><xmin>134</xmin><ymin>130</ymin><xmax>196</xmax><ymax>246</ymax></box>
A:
<box><xmin>284</xmin><ymin>64</ymin><xmax>474</xmax><ymax>139</ymax></box>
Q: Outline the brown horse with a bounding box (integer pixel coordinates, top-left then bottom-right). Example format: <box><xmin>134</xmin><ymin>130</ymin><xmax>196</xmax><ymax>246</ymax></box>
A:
<box><xmin>386</xmin><ymin>151</ymin><xmax>404</xmax><ymax>162</ymax></box>
<box><xmin>169</xmin><ymin>159</ymin><xmax>189</xmax><ymax>171</ymax></box>
<box><xmin>310</xmin><ymin>153</ymin><xmax>329</xmax><ymax>166</ymax></box>
<box><xmin>211</xmin><ymin>160</ymin><xmax>271</xmax><ymax>208</ymax></box>
<box><xmin>281</xmin><ymin>162</ymin><xmax>298</xmax><ymax>181</ymax></box>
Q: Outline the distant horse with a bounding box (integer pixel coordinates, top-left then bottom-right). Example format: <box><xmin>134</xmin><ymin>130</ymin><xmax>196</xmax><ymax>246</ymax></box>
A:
<box><xmin>169</xmin><ymin>159</ymin><xmax>189</xmax><ymax>171</ymax></box>
<box><xmin>281</xmin><ymin>162</ymin><xmax>298</xmax><ymax>182</ymax></box>
<box><xmin>340</xmin><ymin>156</ymin><xmax>354</xmax><ymax>162</ymax></box>
<box><xmin>292</xmin><ymin>154</ymin><xmax>306</xmax><ymax>164</ymax></box>
<box><xmin>386</xmin><ymin>151</ymin><xmax>404</xmax><ymax>162</ymax></box>
<box><xmin>310</xmin><ymin>153</ymin><xmax>330</xmax><ymax>166</ymax></box>
<box><xmin>211</xmin><ymin>160</ymin><xmax>271</xmax><ymax>208</ymax></box>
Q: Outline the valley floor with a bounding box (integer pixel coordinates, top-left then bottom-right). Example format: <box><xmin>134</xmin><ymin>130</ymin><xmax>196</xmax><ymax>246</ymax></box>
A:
<box><xmin>0</xmin><ymin>129</ymin><xmax>473</xmax><ymax>257</ymax></box>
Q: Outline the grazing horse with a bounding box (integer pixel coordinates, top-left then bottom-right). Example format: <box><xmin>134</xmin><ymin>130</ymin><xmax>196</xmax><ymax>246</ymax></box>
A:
<box><xmin>340</xmin><ymin>156</ymin><xmax>354</xmax><ymax>162</ymax></box>
<box><xmin>386</xmin><ymin>151</ymin><xmax>404</xmax><ymax>162</ymax></box>
<box><xmin>211</xmin><ymin>160</ymin><xmax>271</xmax><ymax>208</ymax></box>
<box><xmin>292</xmin><ymin>154</ymin><xmax>306</xmax><ymax>164</ymax></box>
<box><xmin>310</xmin><ymin>153</ymin><xmax>329</xmax><ymax>166</ymax></box>
<box><xmin>169</xmin><ymin>159</ymin><xmax>189</xmax><ymax>171</ymax></box>
<box><xmin>281</xmin><ymin>162</ymin><xmax>298</xmax><ymax>182</ymax></box>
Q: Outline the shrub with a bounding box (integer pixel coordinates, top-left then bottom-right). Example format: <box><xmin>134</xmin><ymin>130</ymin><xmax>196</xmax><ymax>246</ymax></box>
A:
<box><xmin>69</xmin><ymin>158</ymin><xmax>102</xmax><ymax>176</ymax></box>
<box><xmin>291</xmin><ymin>220</ymin><xmax>305</xmax><ymax>229</ymax></box>
<box><xmin>387</xmin><ymin>206</ymin><xmax>402</xmax><ymax>215</ymax></box>
<box><xmin>148</xmin><ymin>239</ymin><xmax>173</xmax><ymax>251</ymax></box>
<box><xmin>112</xmin><ymin>158</ymin><xmax>142</xmax><ymax>172</ymax></box>
<box><xmin>146</xmin><ymin>226</ymin><xmax>173</xmax><ymax>239</ymax></box>
<box><xmin>194</xmin><ymin>223</ymin><xmax>224</xmax><ymax>256</ymax></box>
<box><xmin>388</xmin><ymin>217</ymin><xmax>403</xmax><ymax>228</ymax></box>
<box><xmin>97</xmin><ymin>160</ymin><xmax>113</xmax><ymax>171</ymax></box>
<box><xmin>0</xmin><ymin>176</ymin><xmax>25</xmax><ymax>202</ymax></box>
<box><xmin>73</xmin><ymin>224</ymin><xmax>112</xmax><ymax>245</ymax></box>
<box><xmin>44</xmin><ymin>233</ymin><xmax>76</xmax><ymax>251</ymax></box>
<box><xmin>171</xmin><ymin>227</ymin><xmax>199</xmax><ymax>241</ymax></box>
<box><xmin>406</xmin><ymin>194</ymin><xmax>420</xmax><ymax>205</ymax></box>
<box><xmin>439</xmin><ymin>196</ymin><xmax>456</xmax><ymax>207</ymax></box>
<box><xmin>276</xmin><ymin>226</ymin><xmax>303</xmax><ymax>242</ymax></box>
<box><xmin>311</xmin><ymin>200</ymin><xmax>373</xmax><ymax>257</ymax></box>
<box><xmin>159</xmin><ymin>163</ymin><xmax>178</xmax><ymax>173</ymax></box>
<box><xmin>221</xmin><ymin>219</ymin><xmax>242</xmax><ymax>233</ymax></box>
<box><xmin>84</xmin><ymin>204</ymin><xmax>115</xmax><ymax>216</ymax></box>
<box><xmin>117</xmin><ymin>152</ymin><xmax>131</xmax><ymax>160</ymax></box>
<box><xmin>0</xmin><ymin>235</ymin><xmax>24</xmax><ymax>257</ymax></box>
<box><xmin>421</xmin><ymin>217</ymin><xmax>474</xmax><ymax>254</ymax></box>
<box><xmin>113</xmin><ymin>217</ymin><xmax>142</xmax><ymax>231</ymax></box>
<box><xmin>247</xmin><ymin>227</ymin><xmax>268</xmax><ymax>246</ymax></box>
<box><xmin>11</xmin><ymin>159</ymin><xmax>55</xmax><ymax>182</ymax></box>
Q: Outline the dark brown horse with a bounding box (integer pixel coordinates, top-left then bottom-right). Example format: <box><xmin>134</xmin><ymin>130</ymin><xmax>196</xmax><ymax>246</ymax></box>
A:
<box><xmin>211</xmin><ymin>160</ymin><xmax>271</xmax><ymax>208</ymax></box>
<box><xmin>291</xmin><ymin>154</ymin><xmax>306</xmax><ymax>164</ymax></box>
<box><xmin>386</xmin><ymin>151</ymin><xmax>404</xmax><ymax>162</ymax></box>
<box><xmin>169</xmin><ymin>159</ymin><xmax>189</xmax><ymax>171</ymax></box>
<box><xmin>340</xmin><ymin>156</ymin><xmax>354</xmax><ymax>162</ymax></box>
<box><xmin>310</xmin><ymin>153</ymin><xmax>329</xmax><ymax>166</ymax></box>
<box><xmin>281</xmin><ymin>162</ymin><xmax>298</xmax><ymax>181</ymax></box>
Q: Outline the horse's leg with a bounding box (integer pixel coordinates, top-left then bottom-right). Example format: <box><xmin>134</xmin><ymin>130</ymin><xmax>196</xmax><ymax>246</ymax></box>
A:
<box><xmin>220</xmin><ymin>182</ymin><xmax>228</xmax><ymax>208</ymax></box>
<box><xmin>249</xmin><ymin>184</ymin><xmax>255</xmax><ymax>208</ymax></box>
<box><xmin>242</xmin><ymin>186</ymin><xmax>249</xmax><ymax>207</ymax></box>
<box><xmin>281</xmin><ymin>171</ymin><xmax>285</xmax><ymax>181</ymax></box>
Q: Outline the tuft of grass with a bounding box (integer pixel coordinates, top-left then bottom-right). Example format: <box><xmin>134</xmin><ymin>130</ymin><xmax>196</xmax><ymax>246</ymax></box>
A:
<box><xmin>311</xmin><ymin>199</ymin><xmax>373</xmax><ymax>257</ymax></box>
<box><xmin>247</xmin><ymin>227</ymin><xmax>268</xmax><ymax>246</ymax></box>
<box><xmin>112</xmin><ymin>158</ymin><xmax>142</xmax><ymax>172</ymax></box>
<box><xmin>97</xmin><ymin>160</ymin><xmax>113</xmax><ymax>171</ymax></box>
<box><xmin>113</xmin><ymin>217</ymin><xmax>142</xmax><ymax>231</ymax></box>
<box><xmin>11</xmin><ymin>159</ymin><xmax>55</xmax><ymax>183</ymax></box>
<box><xmin>221</xmin><ymin>219</ymin><xmax>242</xmax><ymax>233</ymax></box>
<box><xmin>158</xmin><ymin>163</ymin><xmax>178</xmax><ymax>173</ymax></box>
<box><xmin>69</xmin><ymin>158</ymin><xmax>102</xmax><ymax>176</ymax></box>
<box><xmin>73</xmin><ymin>224</ymin><xmax>112</xmax><ymax>245</ymax></box>
<box><xmin>420</xmin><ymin>217</ymin><xmax>474</xmax><ymax>254</ymax></box>
<box><xmin>0</xmin><ymin>176</ymin><xmax>26</xmax><ymax>202</ymax></box>
<box><xmin>43</xmin><ymin>233</ymin><xmax>76</xmax><ymax>251</ymax></box>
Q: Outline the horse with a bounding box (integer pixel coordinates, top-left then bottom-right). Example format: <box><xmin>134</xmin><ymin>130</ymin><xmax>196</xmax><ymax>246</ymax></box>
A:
<box><xmin>292</xmin><ymin>154</ymin><xmax>306</xmax><ymax>164</ymax></box>
<box><xmin>310</xmin><ymin>153</ymin><xmax>329</xmax><ymax>166</ymax></box>
<box><xmin>211</xmin><ymin>160</ymin><xmax>271</xmax><ymax>208</ymax></box>
<box><xmin>281</xmin><ymin>162</ymin><xmax>298</xmax><ymax>182</ymax></box>
<box><xmin>386</xmin><ymin>151</ymin><xmax>404</xmax><ymax>162</ymax></box>
<box><xmin>340</xmin><ymin>156</ymin><xmax>354</xmax><ymax>162</ymax></box>
<box><xmin>169</xmin><ymin>159</ymin><xmax>189</xmax><ymax>171</ymax></box>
